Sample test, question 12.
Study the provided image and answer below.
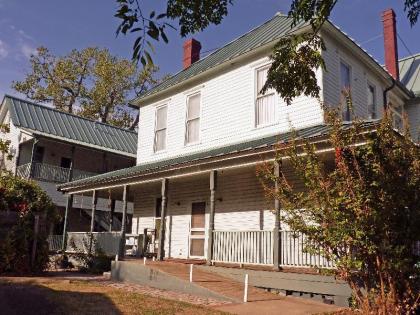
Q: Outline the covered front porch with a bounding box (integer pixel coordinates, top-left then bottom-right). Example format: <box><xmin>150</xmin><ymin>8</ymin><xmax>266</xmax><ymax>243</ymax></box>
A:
<box><xmin>57</xmin><ymin>126</ymin><xmax>339</xmax><ymax>270</ymax></box>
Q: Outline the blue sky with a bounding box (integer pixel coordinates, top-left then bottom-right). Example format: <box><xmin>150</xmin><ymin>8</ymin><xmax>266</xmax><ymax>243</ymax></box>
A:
<box><xmin>0</xmin><ymin>0</ymin><xmax>419</xmax><ymax>99</ymax></box>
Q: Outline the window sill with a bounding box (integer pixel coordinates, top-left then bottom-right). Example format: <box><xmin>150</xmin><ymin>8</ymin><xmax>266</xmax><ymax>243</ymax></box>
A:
<box><xmin>184</xmin><ymin>141</ymin><xmax>201</xmax><ymax>147</ymax></box>
<box><xmin>253</xmin><ymin>121</ymin><xmax>279</xmax><ymax>130</ymax></box>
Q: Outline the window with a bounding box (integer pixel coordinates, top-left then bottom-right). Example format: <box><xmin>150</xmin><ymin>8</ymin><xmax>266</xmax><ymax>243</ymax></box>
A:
<box><xmin>33</xmin><ymin>146</ymin><xmax>44</xmax><ymax>163</ymax></box>
<box><xmin>155</xmin><ymin>198</ymin><xmax>162</xmax><ymax>240</ymax></box>
<box><xmin>185</xmin><ymin>93</ymin><xmax>201</xmax><ymax>144</ymax></box>
<box><xmin>255</xmin><ymin>66</ymin><xmax>276</xmax><ymax>127</ymax></box>
<box><xmin>340</xmin><ymin>61</ymin><xmax>351</xmax><ymax>121</ymax></box>
<box><xmin>60</xmin><ymin>157</ymin><xmax>72</xmax><ymax>169</ymax></box>
<box><xmin>389</xmin><ymin>104</ymin><xmax>403</xmax><ymax>131</ymax></box>
<box><xmin>367</xmin><ymin>83</ymin><xmax>376</xmax><ymax>119</ymax></box>
<box><xmin>154</xmin><ymin>105</ymin><xmax>167</xmax><ymax>152</ymax></box>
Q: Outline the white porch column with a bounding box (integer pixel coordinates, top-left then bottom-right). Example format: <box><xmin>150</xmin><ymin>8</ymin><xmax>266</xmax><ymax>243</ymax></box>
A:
<box><xmin>157</xmin><ymin>178</ymin><xmax>168</xmax><ymax>261</ymax></box>
<box><xmin>89</xmin><ymin>190</ymin><xmax>98</xmax><ymax>254</ymax></box>
<box><xmin>273</xmin><ymin>161</ymin><xmax>281</xmax><ymax>270</ymax></box>
<box><xmin>119</xmin><ymin>185</ymin><xmax>129</xmax><ymax>258</ymax></box>
<box><xmin>206</xmin><ymin>170</ymin><xmax>217</xmax><ymax>265</ymax></box>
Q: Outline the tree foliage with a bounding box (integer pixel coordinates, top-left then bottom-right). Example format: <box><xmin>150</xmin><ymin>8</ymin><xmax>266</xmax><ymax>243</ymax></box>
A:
<box><xmin>12</xmin><ymin>47</ymin><xmax>163</xmax><ymax>129</ymax></box>
<box><xmin>115</xmin><ymin>0</ymin><xmax>420</xmax><ymax>103</ymax></box>
<box><xmin>0</xmin><ymin>123</ymin><xmax>12</xmax><ymax>165</ymax></box>
<box><xmin>257</xmin><ymin>107</ymin><xmax>420</xmax><ymax>313</ymax></box>
<box><xmin>0</xmin><ymin>173</ymin><xmax>58</xmax><ymax>274</ymax></box>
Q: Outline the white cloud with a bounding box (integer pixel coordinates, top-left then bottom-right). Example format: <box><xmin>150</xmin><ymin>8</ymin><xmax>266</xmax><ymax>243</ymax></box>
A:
<box><xmin>0</xmin><ymin>40</ymin><xmax>8</xmax><ymax>59</ymax></box>
<box><xmin>20</xmin><ymin>43</ymin><xmax>37</xmax><ymax>59</ymax></box>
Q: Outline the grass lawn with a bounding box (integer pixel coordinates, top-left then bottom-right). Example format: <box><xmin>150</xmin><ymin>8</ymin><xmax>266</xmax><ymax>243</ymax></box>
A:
<box><xmin>0</xmin><ymin>277</ymin><xmax>228</xmax><ymax>315</ymax></box>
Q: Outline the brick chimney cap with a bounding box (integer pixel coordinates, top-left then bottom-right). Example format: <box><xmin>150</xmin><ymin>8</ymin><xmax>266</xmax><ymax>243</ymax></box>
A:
<box><xmin>382</xmin><ymin>8</ymin><xmax>396</xmax><ymax>19</ymax></box>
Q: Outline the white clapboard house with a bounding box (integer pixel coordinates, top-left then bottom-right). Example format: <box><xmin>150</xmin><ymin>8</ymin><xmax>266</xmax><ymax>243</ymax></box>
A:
<box><xmin>57</xmin><ymin>9</ymin><xmax>419</xmax><ymax>268</ymax></box>
<box><xmin>0</xmin><ymin>95</ymin><xmax>137</xmax><ymax>238</ymax></box>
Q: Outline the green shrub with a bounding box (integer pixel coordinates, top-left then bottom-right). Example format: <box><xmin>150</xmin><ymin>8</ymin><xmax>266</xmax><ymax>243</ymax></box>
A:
<box><xmin>0</xmin><ymin>172</ymin><xmax>58</xmax><ymax>274</ymax></box>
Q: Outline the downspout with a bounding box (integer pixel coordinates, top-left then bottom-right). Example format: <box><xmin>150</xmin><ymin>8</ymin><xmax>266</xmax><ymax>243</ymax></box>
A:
<box><xmin>383</xmin><ymin>78</ymin><xmax>395</xmax><ymax>110</ymax></box>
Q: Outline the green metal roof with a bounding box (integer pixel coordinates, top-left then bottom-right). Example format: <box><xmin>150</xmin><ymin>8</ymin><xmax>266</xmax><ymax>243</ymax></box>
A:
<box><xmin>4</xmin><ymin>95</ymin><xmax>138</xmax><ymax>156</ymax></box>
<box><xmin>133</xmin><ymin>14</ymin><xmax>306</xmax><ymax>104</ymax></box>
<box><xmin>57</xmin><ymin>121</ymin><xmax>379</xmax><ymax>191</ymax></box>
<box><xmin>399</xmin><ymin>53</ymin><xmax>420</xmax><ymax>96</ymax></box>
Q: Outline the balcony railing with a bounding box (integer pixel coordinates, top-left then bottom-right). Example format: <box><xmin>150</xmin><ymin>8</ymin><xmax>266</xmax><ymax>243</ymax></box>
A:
<box><xmin>16</xmin><ymin>162</ymin><xmax>98</xmax><ymax>183</ymax></box>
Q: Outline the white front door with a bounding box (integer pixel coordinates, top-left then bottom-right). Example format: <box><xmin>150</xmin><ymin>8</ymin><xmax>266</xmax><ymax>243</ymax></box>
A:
<box><xmin>189</xmin><ymin>202</ymin><xmax>206</xmax><ymax>258</ymax></box>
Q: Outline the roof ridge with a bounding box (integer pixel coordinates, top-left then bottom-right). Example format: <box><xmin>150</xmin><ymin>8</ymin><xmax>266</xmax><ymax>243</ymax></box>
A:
<box><xmin>4</xmin><ymin>94</ymin><xmax>138</xmax><ymax>134</ymax></box>
<box><xmin>398</xmin><ymin>52</ymin><xmax>420</xmax><ymax>62</ymax></box>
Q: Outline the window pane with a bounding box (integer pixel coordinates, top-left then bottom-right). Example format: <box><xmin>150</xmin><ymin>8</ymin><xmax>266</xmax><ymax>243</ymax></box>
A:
<box><xmin>257</xmin><ymin>67</ymin><xmax>268</xmax><ymax>92</ymax></box>
<box><xmin>187</xmin><ymin>94</ymin><xmax>201</xmax><ymax>120</ymax></box>
<box><xmin>156</xmin><ymin>106</ymin><xmax>167</xmax><ymax>130</ymax></box>
<box><xmin>340</xmin><ymin>62</ymin><xmax>350</xmax><ymax>89</ymax></box>
<box><xmin>155</xmin><ymin>129</ymin><xmax>166</xmax><ymax>151</ymax></box>
<box><xmin>256</xmin><ymin>94</ymin><xmax>275</xmax><ymax>126</ymax></box>
<box><xmin>367</xmin><ymin>84</ymin><xmax>376</xmax><ymax>119</ymax></box>
<box><xmin>186</xmin><ymin>119</ymin><xmax>200</xmax><ymax>143</ymax></box>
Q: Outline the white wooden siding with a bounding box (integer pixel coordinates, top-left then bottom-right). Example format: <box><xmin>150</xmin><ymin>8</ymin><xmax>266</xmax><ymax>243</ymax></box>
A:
<box><xmin>405</xmin><ymin>101</ymin><xmax>420</xmax><ymax>141</ymax></box>
<box><xmin>137</xmin><ymin>56</ymin><xmax>324</xmax><ymax>163</ymax></box>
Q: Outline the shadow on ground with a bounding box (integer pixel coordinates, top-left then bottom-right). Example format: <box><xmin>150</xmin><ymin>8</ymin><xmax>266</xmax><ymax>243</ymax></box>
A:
<box><xmin>0</xmin><ymin>279</ymin><xmax>122</xmax><ymax>315</ymax></box>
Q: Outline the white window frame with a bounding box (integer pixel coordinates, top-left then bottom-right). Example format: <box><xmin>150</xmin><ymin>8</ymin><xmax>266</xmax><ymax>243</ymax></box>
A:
<box><xmin>255</xmin><ymin>65</ymin><xmax>276</xmax><ymax>128</ymax></box>
<box><xmin>184</xmin><ymin>92</ymin><xmax>201</xmax><ymax>146</ymax></box>
<box><xmin>340</xmin><ymin>60</ymin><xmax>352</xmax><ymax>121</ymax></box>
<box><xmin>153</xmin><ymin>104</ymin><xmax>168</xmax><ymax>153</ymax></box>
<box><xmin>366</xmin><ymin>81</ymin><xmax>377</xmax><ymax>119</ymax></box>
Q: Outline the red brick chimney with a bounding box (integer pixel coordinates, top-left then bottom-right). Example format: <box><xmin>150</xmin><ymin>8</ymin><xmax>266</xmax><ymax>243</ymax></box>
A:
<box><xmin>183</xmin><ymin>38</ymin><xmax>201</xmax><ymax>69</ymax></box>
<box><xmin>382</xmin><ymin>9</ymin><xmax>399</xmax><ymax>80</ymax></box>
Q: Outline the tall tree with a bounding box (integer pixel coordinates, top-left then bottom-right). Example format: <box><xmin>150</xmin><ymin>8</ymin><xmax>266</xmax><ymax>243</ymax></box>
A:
<box><xmin>13</xmin><ymin>47</ymin><xmax>96</xmax><ymax>114</ymax></box>
<box><xmin>13</xmin><ymin>47</ymin><xmax>163</xmax><ymax>129</ymax></box>
<box><xmin>115</xmin><ymin>0</ymin><xmax>420</xmax><ymax>103</ymax></box>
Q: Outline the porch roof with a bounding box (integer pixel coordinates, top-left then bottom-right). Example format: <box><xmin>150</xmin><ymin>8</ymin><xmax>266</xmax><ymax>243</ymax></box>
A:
<box><xmin>3</xmin><ymin>95</ymin><xmax>138</xmax><ymax>157</ymax></box>
<box><xmin>57</xmin><ymin>121</ymin><xmax>379</xmax><ymax>193</ymax></box>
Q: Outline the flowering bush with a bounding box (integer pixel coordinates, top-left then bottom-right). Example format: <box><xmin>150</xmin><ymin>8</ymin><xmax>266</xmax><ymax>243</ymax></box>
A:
<box><xmin>258</xmin><ymin>107</ymin><xmax>420</xmax><ymax>313</ymax></box>
<box><xmin>0</xmin><ymin>172</ymin><xmax>58</xmax><ymax>274</ymax></box>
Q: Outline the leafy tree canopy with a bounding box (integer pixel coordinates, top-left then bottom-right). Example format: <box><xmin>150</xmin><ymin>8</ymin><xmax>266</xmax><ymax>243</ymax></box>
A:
<box><xmin>12</xmin><ymin>47</ymin><xmax>163</xmax><ymax>129</ymax></box>
<box><xmin>115</xmin><ymin>0</ymin><xmax>420</xmax><ymax>104</ymax></box>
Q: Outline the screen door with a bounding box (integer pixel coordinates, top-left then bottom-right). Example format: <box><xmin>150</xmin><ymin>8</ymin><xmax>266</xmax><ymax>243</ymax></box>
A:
<box><xmin>189</xmin><ymin>202</ymin><xmax>206</xmax><ymax>258</ymax></box>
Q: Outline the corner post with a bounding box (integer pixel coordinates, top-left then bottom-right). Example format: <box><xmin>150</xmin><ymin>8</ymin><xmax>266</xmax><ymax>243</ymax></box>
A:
<box><xmin>29</xmin><ymin>138</ymin><xmax>39</xmax><ymax>178</ymax></box>
<box><xmin>119</xmin><ymin>185</ymin><xmax>129</xmax><ymax>258</ymax></box>
<box><xmin>89</xmin><ymin>190</ymin><xmax>98</xmax><ymax>254</ymax></box>
<box><xmin>157</xmin><ymin>178</ymin><xmax>168</xmax><ymax>261</ymax></box>
<box><xmin>273</xmin><ymin>160</ymin><xmax>281</xmax><ymax>271</ymax></box>
<box><xmin>109</xmin><ymin>199</ymin><xmax>116</xmax><ymax>232</ymax></box>
<box><xmin>67</xmin><ymin>146</ymin><xmax>75</xmax><ymax>182</ymax></box>
<box><xmin>207</xmin><ymin>170</ymin><xmax>217</xmax><ymax>265</ymax></box>
<box><xmin>62</xmin><ymin>194</ymin><xmax>73</xmax><ymax>251</ymax></box>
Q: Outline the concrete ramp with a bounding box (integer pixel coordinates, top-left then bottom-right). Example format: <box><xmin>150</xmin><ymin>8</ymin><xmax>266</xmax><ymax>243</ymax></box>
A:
<box><xmin>111</xmin><ymin>261</ymin><xmax>235</xmax><ymax>302</ymax></box>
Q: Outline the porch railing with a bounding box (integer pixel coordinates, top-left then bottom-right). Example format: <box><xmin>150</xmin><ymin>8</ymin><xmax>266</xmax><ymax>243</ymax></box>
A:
<box><xmin>212</xmin><ymin>230</ymin><xmax>274</xmax><ymax>265</ymax></box>
<box><xmin>16</xmin><ymin>162</ymin><xmax>98</xmax><ymax>183</ymax></box>
<box><xmin>47</xmin><ymin>234</ymin><xmax>63</xmax><ymax>252</ymax></box>
<box><xmin>280</xmin><ymin>231</ymin><xmax>335</xmax><ymax>268</ymax></box>
<box><xmin>66</xmin><ymin>232</ymin><xmax>121</xmax><ymax>256</ymax></box>
<box><xmin>212</xmin><ymin>230</ymin><xmax>335</xmax><ymax>268</ymax></box>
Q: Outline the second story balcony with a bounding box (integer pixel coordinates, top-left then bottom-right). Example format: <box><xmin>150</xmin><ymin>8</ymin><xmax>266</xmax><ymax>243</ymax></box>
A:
<box><xmin>16</xmin><ymin>162</ymin><xmax>98</xmax><ymax>183</ymax></box>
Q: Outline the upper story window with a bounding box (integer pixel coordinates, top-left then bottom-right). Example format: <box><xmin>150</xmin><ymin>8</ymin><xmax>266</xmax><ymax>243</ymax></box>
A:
<box><xmin>389</xmin><ymin>103</ymin><xmax>404</xmax><ymax>131</ymax></box>
<box><xmin>367</xmin><ymin>83</ymin><xmax>377</xmax><ymax>119</ymax></box>
<box><xmin>340</xmin><ymin>61</ymin><xmax>352</xmax><ymax>121</ymax></box>
<box><xmin>255</xmin><ymin>66</ymin><xmax>276</xmax><ymax>127</ymax></box>
<box><xmin>185</xmin><ymin>93</ymin><xmax>201</xmax><ymax>145</ymax></box>
<box><xmin>154</xmin><ymin>105</ymin><xmax>167</xmax><ymax>152</ymax></box>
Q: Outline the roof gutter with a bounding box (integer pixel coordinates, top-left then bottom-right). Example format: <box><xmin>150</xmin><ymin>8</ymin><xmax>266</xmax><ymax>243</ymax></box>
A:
<box><xmin>383</xmin><ymin>77</ymin><xmax>396</xmax><ymax>109</ymax></box>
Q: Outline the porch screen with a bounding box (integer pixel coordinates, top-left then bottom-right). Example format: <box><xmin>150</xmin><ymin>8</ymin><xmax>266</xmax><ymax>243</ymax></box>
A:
<box><xmin>255</xmin><ymin>66</ymin><xmax>275</xmax><ymax>127</ymax></box>
<box><xmin>185</xmin><ymin>93</ymin><xmax>201</xmax><ymax>144</ymax></box>
<box><xmin>154</xmin><ymin>105</ymin><xmax>167</xmax><ymax>152</ymax></box>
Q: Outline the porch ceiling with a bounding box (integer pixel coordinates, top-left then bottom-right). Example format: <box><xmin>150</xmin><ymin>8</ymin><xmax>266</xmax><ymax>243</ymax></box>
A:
<box><xmin>57</xmin><ymin>121</ymin><xmax>379</xmax><ymax>194</ymax></box>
